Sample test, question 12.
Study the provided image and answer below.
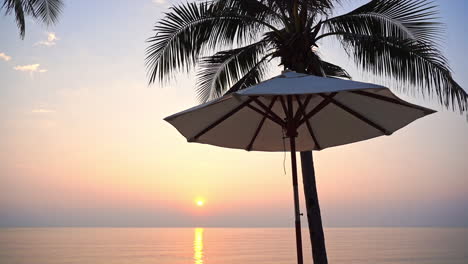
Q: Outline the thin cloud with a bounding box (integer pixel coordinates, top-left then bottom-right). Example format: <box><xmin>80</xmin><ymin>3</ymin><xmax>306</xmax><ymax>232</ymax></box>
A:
<box><xmin>152</xmin><ymin>0</ymin><xmax>167</xmax><ymax>5</ymax></box>
<box><xmin>35</xmin><ymin>32</ymin><xmax>59</xmax><ymax>47</ymax></box>
<box><xmin>32</xmin><ymin>109</ymin><xmax>55</xmax><ymax>113</ymax></box>
<box><xmin>14</xmin><ymin>64</ymin><xmax>47</xmax><ymax>73</ymax></box>
<box><xmin>0</xmin><ymin>52</ymin><xmax>11</xmax><ymax>61</ymax></box>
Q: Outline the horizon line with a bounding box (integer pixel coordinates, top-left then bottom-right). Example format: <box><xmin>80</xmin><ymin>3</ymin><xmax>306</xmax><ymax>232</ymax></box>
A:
<box><xmin>1</xmin><ymin>225</ymin><xmax>467</xmax><ymax>229</ymax></box>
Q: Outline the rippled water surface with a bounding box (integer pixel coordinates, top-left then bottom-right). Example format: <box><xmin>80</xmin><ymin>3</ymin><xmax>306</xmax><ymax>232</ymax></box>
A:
<box><xmin>1</xmin><ymin>228</ymin><xmax>467</xmax><ymax>264</ymax></box>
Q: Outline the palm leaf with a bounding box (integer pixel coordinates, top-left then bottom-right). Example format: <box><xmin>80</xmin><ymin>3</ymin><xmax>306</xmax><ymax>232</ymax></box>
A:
<box><xmin>322</xmin><ymin>0</ymin><xmax>442</xmax><ymax>44</ymax></box>
<box><xmin>226</xmin><ymin>55</ymin><xmax>271</xmax><ymax>94</ymax></box>
<box><xmin>196</xmin><ymin>40</ymin><xmax>270</xmax><ymax>102</ymax></box>
<box><xmin>214</xmin><ymin>0</ymin><xmax>282</xmax><ymax>23</ymax></box>
<box><xmin>3</xmin><ymin>0</ymin><xmax>26</xmax><ymax>38</ymax></box>
<box><xmin>145</xmin><ymin>1</ymin><xmax>277</xmax><ymax>85</ymax></box>
<box><xmin>31</xmin><ymin>0</ymin><xmax>63</xmax><ymax>25</ymax></box>
<box><xmin>302</xmin><ymin>0</ymin><xmax>343</xmax><ymax>15</ymax></box>
<box><xmin>332</xmin><ymin>32</ymin><xmax>467</xmax><ymax>113</ymax></box>
<box><xmin>318</xmin><ymin>0</ymin><xmax>467</xmax><ymax>113</ymax></box>
<box><xmin>2</xmin><ymin>0</ymin><xmax>63</xmax><ymax>38</ymax></box>
<box><xmin>320</xmin><ymin>60</ymin><xmax>351</xmax><ymax>78</ymax></box>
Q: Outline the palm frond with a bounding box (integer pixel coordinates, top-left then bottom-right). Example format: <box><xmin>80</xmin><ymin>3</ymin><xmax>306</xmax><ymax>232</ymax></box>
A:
<box><xmin>317</xmin><ymin>0</ymin><xmax>467</xmax><ymax>113</ymax></box>
<box><xmin>322</xmin><ymin>0</ymin><xmax>442</xmax><ymax>44</ymax></box>
<box><xmin>145</xmin><ymin>1</ymin><xmax>275</xmax><ymax>85</ymax></box>
<box><xmin>268</xmin><ymin>0</ymin><xmax>341</xmax><ymax>17</ymax></box>
<box><xmin>3</xmin><ymin>0</ymin><xmax>26</xmax><ymax>38</ymax></box>
<box><xmin>331</xmin><ymin>32</ymin><xmax>467</xmax><ymax>113</ymax></box>
<box><xmin>320</xmin><ymin>60</ymin><xmax>351</xmax><ymax>78</ymax></box>
<box><xmin>302</xmin><ymin>0</ymin><xmax>343</xmax><ymax>15</ymax></box>
<box><xmin>196</xmin><ymin>40</ymin><xmax>270</xmax><ymax>102</ymax></box>
<box><xmin>31</xmin><ymin>0</ymin><xmax>63</xmax><ymax>25</ymax></box>
<box><xmin>2</xmin><ymin>0</ymin><xmax>62</xmax><ymax>39</ymax></box>
<box><xmin>226</xmin><ymin>55</ymin><xmax>271</xmax><ymax>94</ymax></box>
<box><xmin>214</xmin><ymin>0</ymin><xmax>283</xmax><ymax>24</ymax></box>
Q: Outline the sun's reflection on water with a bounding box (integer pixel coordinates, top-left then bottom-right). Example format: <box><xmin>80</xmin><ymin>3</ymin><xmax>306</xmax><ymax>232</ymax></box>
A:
<box><xmin>193</xmin><ymin>228</ymin><xmax>204</xmax><ymax>264</ymax></box>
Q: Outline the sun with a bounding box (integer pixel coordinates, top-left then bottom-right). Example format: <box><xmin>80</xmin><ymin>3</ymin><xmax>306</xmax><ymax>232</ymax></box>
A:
<box><xmin>196</xmin><ymin>199</ymin><xmax>204</xmax><ymax>207</ymax></box>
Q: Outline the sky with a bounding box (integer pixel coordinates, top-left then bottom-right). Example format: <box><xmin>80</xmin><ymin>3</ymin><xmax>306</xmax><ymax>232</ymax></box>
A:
<box><xmin>0</xmin><ymin>0</ymin><xmax>467</xmax><ymax>227</ymax></box>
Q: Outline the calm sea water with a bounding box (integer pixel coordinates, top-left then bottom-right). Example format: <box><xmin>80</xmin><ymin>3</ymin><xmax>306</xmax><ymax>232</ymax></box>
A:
<box><xmin>0</xmin><ymin>228</ymin><xmax>467</xmax><ymax>264</ymax></box>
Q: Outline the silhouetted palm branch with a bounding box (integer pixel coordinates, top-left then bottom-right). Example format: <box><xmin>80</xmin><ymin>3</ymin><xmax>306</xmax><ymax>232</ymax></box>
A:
<box><xmin>322</xmin><ymin>0</ymin><xmax>442</xmax><ymax>43</ymax></box>
<box><xmin>145</xmin><ymin>1</ymin><xmax>278</xmax><ymax>84</ymax></box>
<box><xmin>2</xmin><ymin>0</ymin><xmax>63</xmax><ymax>39</ymax></box>
<box><xmin>33</xmin><ymin>0</ymin><xmax>62</xmax><ymax>25</ymax></box>
<box><xmin>196</xmin><ymin>40</ymin><xmax>271</xmax><ymax>102</ymax></box>
<box><xmin>320</xmin><ymin>60</ymin><xmax>351</xmax><ymax>79</ymax></box>
<box><xmin>320</xmin><ymin>0</ymin><xmax>466</xmax><ymax>112</ymax></box>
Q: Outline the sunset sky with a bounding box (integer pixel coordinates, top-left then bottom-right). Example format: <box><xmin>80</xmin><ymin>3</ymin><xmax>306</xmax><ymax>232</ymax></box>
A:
<box><xmin>1</xmin><ymin>0</ymin><xmax>467</xmax><ymax>227</ymax></box>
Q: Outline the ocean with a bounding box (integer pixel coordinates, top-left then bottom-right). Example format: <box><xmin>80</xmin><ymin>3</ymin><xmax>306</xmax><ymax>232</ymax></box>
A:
<box><xmin>0</xmin><ymin>228</ymin><xmax>467</xmax><ymax>264</ymax></box>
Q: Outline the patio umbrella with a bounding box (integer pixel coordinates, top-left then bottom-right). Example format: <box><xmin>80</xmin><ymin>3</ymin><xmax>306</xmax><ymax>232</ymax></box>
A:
<box><xmin>164</xmin><ymin>71</ymin><xmax>435</xmax><ymax>264</ymax></box>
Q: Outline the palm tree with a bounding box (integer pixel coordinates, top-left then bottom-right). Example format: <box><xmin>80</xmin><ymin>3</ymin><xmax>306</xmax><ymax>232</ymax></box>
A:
<box><xmin>2</xmin><ymin>0</ymin><xmax>63</xmax><ymax>39</ymax></box>
<box><xmin>145</xmin><ymin>1</ymin><xmax>468</xmax><ymax>263</ymax></box>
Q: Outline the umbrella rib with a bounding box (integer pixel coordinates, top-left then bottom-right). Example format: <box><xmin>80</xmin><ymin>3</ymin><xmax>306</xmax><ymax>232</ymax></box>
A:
<box><xmin>246</xmin><ymin>104</ymin><xmax>285</xmax><ymax>127</ymax></box>
<box><xmin>189</xmin><ymin>98</ymin><xmax>255</xmax><ymax>142</ymax></box>
<box><xmin>350</xmin><ymin>91</ymin><xmax>435</xmax><ymax>114</ymax></box>
<box><xmin>324</xmin><ymin>95</ymin><xmax>392</xmax><ymax>136</ymax></box>
<box><xmin>245</xmin><ymin>97</ymin><xmax>278</xmax><ymax>151</ymax></box>
<box><xmin>295</xmin><ymin>95</ymin><xmax>321</xmax><ymax>150</ymax></box>
<box><xmin>294</xmin><ymin>95</ymin><xmax>312</xmax><ymax>123</ymax></box>
<box><xmin>251</xmin><ymin>97</ymin><xmax>286</xmax><ymax>126</ymax></box>
<box><xmin>298</xmin><ymin>92</ymin><xmax>338</xmax><ymax>126</ymax></box>
<box><xmin>279</xmin><ymin>96</ymin><xmax>288</xmax><ymax>116</ymax></box>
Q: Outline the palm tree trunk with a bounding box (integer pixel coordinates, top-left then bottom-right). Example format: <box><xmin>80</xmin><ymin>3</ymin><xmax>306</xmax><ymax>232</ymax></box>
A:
<box><xmin>300</xmin><ymin>151</ymin><xmax>328</xmax><ymax>264</ymax></box>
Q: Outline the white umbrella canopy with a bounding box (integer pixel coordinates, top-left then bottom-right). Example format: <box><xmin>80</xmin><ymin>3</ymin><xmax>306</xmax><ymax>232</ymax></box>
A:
<box><xmin>165</xmin><ymin>71</ymin><xmax>435</xmax><ymax>152</ymax></box>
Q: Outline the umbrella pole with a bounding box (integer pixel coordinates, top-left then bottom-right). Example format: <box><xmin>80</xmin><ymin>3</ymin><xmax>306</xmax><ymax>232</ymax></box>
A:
<box><xmin>289</xmin><ymin>135</ymin><xmax>304</xmax><ymax>264</ymax></box>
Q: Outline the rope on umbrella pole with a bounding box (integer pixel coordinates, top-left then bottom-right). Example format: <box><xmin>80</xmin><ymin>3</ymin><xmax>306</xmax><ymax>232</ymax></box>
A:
<box><xmin>282</xmin><ymin>128</ymin><xmax>287</xmax><ymax>175</ymax></box>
